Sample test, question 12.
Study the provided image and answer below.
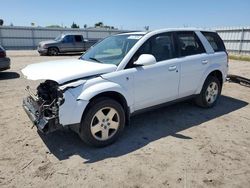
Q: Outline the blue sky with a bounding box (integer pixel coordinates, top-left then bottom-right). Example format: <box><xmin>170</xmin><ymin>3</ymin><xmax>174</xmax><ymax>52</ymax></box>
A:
<box><xmin>1</xmin><ymin>0</ymin><xmax>250</xmax><ymax>30</ymax></box>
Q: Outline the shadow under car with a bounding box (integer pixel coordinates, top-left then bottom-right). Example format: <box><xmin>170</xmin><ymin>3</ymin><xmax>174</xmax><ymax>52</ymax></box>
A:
<box><xmin>38</xmin><ymin>95</ymin><xmax>248</xmax><ymax>163</ymax></box>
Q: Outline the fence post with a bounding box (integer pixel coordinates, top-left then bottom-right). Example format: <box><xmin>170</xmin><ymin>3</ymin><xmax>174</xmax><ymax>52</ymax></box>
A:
<box><xmin>86</xmin><ymin>30</ymin><xmax>89</xmax><ymax>39</ymax></box>
<box><xmin>0</xmin><ymin>27</ymin><xmax>3</xmax><ymax>46</ymax></box>
<box><xmin>31</xmin><ymin>28</ymin><xmax>35</xmax><ymax>49</ymax></box>
<box><xmin>239</xmin><ymin>27</ymin><xmax>244</xmax><ymax>54</ymax></box>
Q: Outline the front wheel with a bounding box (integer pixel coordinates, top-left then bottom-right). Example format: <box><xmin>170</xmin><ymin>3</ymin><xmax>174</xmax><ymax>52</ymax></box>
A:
<box><xmin>195</xmin><ymin>76</ymin><xmax>221</xmax><ymax>108</ymax></box>
<box><xmin>48</xmin><ymin>47</ymin><xmax>59</xmax><ymax>56</ymax></box>
<box><xmin>79</xmin><ymin>97</ymin><xmax>125</xmax><ymax>147</ymax></box>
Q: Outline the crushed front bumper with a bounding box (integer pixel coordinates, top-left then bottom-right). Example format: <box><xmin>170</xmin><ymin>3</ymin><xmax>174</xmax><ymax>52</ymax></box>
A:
<box><xmin>23</xmin><ymin>96</ymin><xmax>62</xmax><ymax>133</ymax></box>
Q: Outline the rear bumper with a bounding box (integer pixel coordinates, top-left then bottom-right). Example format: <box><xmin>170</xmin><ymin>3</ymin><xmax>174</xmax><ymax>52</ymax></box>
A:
<box><xmin>22</xmin><ymin>96</ymin><xmax>62</xmax><ymax>133</ymax></box>
<box><xmin>0</xmin><ymin>57</ymin><xmax>11</xmax><ymax>71</ymax></box>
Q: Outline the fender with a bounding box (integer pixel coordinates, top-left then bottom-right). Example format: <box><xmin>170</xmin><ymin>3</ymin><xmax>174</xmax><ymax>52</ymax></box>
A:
<box><xmin>195</xmin><ymin>63</ymin><xmax>224</xmax><ymax>94</ymax></box>
<box><xmin>77</xmin><ymin>81</ymin><xmax>133</xmax><ymax>107</ymax></box>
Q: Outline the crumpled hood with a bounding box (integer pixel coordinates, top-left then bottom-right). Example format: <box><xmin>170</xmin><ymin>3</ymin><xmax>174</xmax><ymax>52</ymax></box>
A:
<box><xmin>21</xmin><ymin>59</ymin><xmax>117</xmax><ymax>84</ymax></box>
<box><xmin>39</xmin><ymin>40</ymin><xmax>57</xmax><ymax>46</ymax></box>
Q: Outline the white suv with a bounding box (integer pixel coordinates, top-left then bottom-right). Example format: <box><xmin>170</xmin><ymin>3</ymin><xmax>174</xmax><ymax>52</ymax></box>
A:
<box><xmin>22</xmin><ymin>28</ymin><xmax>228</xmax><ymax>147</ymax></box>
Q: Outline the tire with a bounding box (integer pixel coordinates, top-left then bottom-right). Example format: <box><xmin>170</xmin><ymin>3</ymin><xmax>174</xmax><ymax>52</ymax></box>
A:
<box><xmin>195</xmin><ymin>76</ymin><xmax>221</xmax><ymax>108</ymax></box>
<box><xmin>48</xmin><ymin>47</ymin><xmax>59</xmax><ymax>56</ymax></box>
<box><xmin>79</xmin><ymin>97</ymin><xmax>125</xmax><ymax>147</ymax></box>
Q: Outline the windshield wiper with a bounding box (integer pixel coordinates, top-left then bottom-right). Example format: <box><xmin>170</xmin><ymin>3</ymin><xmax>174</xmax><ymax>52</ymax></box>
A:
<box><xmin>89</xmin><ymin>57</ymin><xmax>102</xmax><ymax>63</ymax></box>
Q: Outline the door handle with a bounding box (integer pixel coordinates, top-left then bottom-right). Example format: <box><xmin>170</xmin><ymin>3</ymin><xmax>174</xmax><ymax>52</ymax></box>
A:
<box><xmin>168</xmin><ymin>65</ymin><xmax>177</xmax><ymax>71</ymax></box>
<box><xmin>202</xmin><ymin>60</ymin><xmax>208</xmax><ymax>64</ymax></box>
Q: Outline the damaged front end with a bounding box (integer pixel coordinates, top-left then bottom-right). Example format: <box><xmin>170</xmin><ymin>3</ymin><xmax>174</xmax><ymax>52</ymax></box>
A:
<box><xmin>23</xmin><ymin>80</ymin><xmax>65</xmax><ymax>133</ymax></box>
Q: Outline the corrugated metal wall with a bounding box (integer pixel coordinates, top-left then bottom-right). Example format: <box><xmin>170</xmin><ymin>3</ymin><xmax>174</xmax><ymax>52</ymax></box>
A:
<box><xmin>216</xmin><ymin>27</ymin><xmax>250</xmax><ymax>55</ymax></box>
<box><xmin>0</xmin><ymin>26</ymin><xmax>128</xmax><ymax>50</ymax></box>
<box><xmin>1</xmin><ymin>26</ymin><xmax>250</xmax><ymax>55</ymax></box>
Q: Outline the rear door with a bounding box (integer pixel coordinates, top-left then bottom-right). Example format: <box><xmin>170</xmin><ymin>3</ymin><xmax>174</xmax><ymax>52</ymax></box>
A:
<box><xmin>201</xmin><ymin>31</ymin><xmax>228</xmax><ymax>77</ymax></box>
<box><xmin>74</xmin><ymin>35</ymin><xmax>85</xmax><ymax>52</ymax></box>
<box><xmin>175</xmin><ymin>31</ymin><xmax>209</xmax><ymax>98</ymax></box>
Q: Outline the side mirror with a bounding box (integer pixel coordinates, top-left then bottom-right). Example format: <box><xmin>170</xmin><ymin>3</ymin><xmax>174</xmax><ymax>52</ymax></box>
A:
<box><xmin>134</xmin><ymin>54</ymin><xmax>156</xmax><ymax>66</ymax></box>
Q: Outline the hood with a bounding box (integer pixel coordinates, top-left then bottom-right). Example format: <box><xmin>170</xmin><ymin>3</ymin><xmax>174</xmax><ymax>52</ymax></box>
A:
<box><xmin>21</xmin><ymin>59</ymin><xmax>117</xmax><ymax>84</ymax></box>
<box><xmin>39</xmin><ymin>40</ymin><xmax>57</xmax><ymax>46</ymax></box>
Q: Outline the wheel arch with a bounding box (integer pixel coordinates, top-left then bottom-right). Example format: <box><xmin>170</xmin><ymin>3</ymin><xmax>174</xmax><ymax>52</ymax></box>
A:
<box><xmin>196</xmin><ymin>68</ymin><xmax>224</xmax><ymax>94</ymax></box>
<box><xmin>81</xmin><ymin>91</ymin><xmax>131</xmax><ymax>127</ymax></box>
<box><xmin>48</xmin><ymin>46</ymin><xmax>60</xmax><ymax>52</ymax></box>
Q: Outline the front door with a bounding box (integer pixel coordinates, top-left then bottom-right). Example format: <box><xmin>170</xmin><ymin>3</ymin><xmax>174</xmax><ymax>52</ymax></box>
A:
<box><xmin>131</xmin><ymin>32</ymin><xmax>180</xmax><ymax>111</ymax></box>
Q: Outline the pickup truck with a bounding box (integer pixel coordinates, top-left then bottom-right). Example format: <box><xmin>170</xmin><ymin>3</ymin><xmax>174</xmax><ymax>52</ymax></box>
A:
<box><xmin>37</xmin><ymin>34</ymin><xmax>98</xmax><ymax>56</ymax></box>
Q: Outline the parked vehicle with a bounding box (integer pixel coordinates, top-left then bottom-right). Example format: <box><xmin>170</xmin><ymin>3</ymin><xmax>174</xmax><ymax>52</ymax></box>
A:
<box><xmin>37</xmin><ymin>33</ymin><xmax>98</xmax><ymax>56</ymax></box>
<box><xmin>0</xmin><ymin>45</ymin><xmax>10</xmax><ymax>71</ymax></box>
<box><xmin>22</xmin><ymin>28</ymin><xmax>228</xmax><ymax>147</ymax></box>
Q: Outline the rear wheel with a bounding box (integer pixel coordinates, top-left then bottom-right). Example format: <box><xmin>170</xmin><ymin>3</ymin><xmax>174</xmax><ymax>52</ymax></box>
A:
<box><xmin>48</xmin><ymin>47</ymin><xmax>59</xmax><ymax>56</ymax></box>
<box><xmin>195</xmin><ymin>76</ymin><xmax>221</xmax><ymax>108</ymax></box>
<box><xmin>79</xmin><ymin>97</ymin><xmax>125</xmax><ymax>147</ymax></box>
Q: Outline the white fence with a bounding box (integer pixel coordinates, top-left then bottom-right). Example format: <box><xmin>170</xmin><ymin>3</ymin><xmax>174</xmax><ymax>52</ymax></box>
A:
<box><xmin>216</xmin><ymin>27</ymin><xmax>250</xmax><ymax>55</ymax></box>
<box><xmin>0</xmin><ymin>26</ymin><xmax>128</xmax><ymax>50</ymax></box>
<box><xmin>0</xmin><ymin>26</ymin><xmax>250</xmax><ymax>55</ymax></box>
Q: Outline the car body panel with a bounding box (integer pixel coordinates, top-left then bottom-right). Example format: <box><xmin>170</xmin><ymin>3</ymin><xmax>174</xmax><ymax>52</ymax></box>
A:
<box><xmin>21</xmin><ymin>59</ymin><xmax>117</xmax><ymax>84</ymax></box>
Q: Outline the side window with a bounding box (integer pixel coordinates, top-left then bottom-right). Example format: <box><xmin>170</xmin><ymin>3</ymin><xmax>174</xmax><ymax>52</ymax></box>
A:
<box><xmin>201</xmin><ymin>32</ymin><xmax>226</xmax><ymax>52</ymax></box>
<box><xmin>63</xmin><ymin>35</ymin><xmax>74</xmax><ymax>43</ymax></box>
<box><xmin>128</xmin><ymin>33</ymin><xmax>175</xmax><ymax>67</ymax></box>
<box><xmin>74</xmin><ymin>35</ymin><xmax>83</xmax><ymax>42</ymax></box>
<box><xmin>176</xmin><ymin>32</ymin><xmax>205</xmax><ymax>57</ymax></box>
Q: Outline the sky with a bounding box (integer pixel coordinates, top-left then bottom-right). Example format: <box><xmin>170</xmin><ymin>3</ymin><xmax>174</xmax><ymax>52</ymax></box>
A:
<box><xmin>1</xmin><ymin>0</ymin><xmax>250</xmax><ymax>30</ymax></box>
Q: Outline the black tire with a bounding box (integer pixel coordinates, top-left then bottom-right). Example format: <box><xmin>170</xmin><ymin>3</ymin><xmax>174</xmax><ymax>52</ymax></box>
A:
<box><xmin>195</xmin><ymin>76</ymin><xmax>221</xmax><ymax>108</ymax></box>
<box><xmin>79</xmin><ymin>97</ymin><xmax>125</xmax><ymax>147</ymax></box>
<box><xmin>48</xmin><ymin>47</ymin><xmax>59</xmax><ymax>56</ymax></box>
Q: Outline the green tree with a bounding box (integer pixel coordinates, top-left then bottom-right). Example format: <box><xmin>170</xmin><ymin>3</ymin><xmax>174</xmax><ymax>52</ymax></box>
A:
<box><xmin>0</xmin><ymin>19</ymin><xmax>3</xmax><ymax>26</ymax></box>
<box><xmin>71</xmin><ymin>22</ymin><xmax>79</xmax><ymax>28</ymax></box>
<box><xmin>94</xmin><ymin>22</ymin><xmax>104</xmax><ymax>28</ymax></box>
<box><xmin>46</xmin><ymin>25</ymin><xmax>62</xmax><ymax>28</ymax></box>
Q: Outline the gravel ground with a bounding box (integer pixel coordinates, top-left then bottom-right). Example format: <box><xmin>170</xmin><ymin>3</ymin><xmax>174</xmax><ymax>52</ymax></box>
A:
<box><xmin>0</xmin><ymin>50</ymin><xmax>250</xmax><ymax>188</ymax></box>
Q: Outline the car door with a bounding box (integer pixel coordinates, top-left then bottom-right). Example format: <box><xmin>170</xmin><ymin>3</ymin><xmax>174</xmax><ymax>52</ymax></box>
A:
<box><xmin>61</xmin><ymin>35</ymin><xmax>75</xmax><ymax>52</ymax></box>
<box><xmin>74</xmin><ymin>35</ymin><xmax>85</xmax><ymax>52</ymax></box>
<box><xmin>130</xmin><ymin>32</ymin><xmax>180</xmax><ymax>111</ymax></box>
<box><xmin>175</xmin><ymin>31</ymin><xmax>209</xmax><ymax>98</ymax></box>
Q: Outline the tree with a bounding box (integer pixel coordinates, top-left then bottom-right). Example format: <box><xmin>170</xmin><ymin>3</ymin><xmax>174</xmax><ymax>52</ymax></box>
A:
<box><xmin>94</xmin><ymin>22</ymin><xmax>104</xmax><ymax>28</ymax></box>
<box><xmin>46</xmin><ymin>25</ymin><xmax>62</xmax><ymax>28</ymax></box>
<box><xmin>84</xmin><ymin>24</ymin><xmax>87</xmax><ymax>29</ymax></box>
<box><xmin>144</xmin><ymin>26</ymin><xmax>149</xmax><ymax>31</ymax></box>
<box><xmin>0</xmin><ymin>19</ymin><xmax>3</xmax><ymax>26</ymax></box>
<box><xmin>71</xmin><ymin>22</ymin><xmax>79</xmax><ymax>28</ymax></box>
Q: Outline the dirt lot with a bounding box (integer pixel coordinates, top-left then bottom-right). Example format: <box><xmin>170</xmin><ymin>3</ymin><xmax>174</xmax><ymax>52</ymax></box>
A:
<box><xmin>0</xmin><ymin>51</ymin><xmax>250</xmax><ymax>188</ymax></box>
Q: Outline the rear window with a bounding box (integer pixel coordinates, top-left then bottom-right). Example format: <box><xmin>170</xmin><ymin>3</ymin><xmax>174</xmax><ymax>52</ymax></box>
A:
<box><xmin>74</xmin><ymin>35</ymin><xmax>83</xmax><ymax>42</ymax></box>
<box><xmin>176</xmin><ymin>31</ymin><xmax>205</xmax><ymax>57</ymax></box>
<box><xmin>201</xmin><ymin>32</ymin><xmax>226</xmax><ymax>52</ymax></box>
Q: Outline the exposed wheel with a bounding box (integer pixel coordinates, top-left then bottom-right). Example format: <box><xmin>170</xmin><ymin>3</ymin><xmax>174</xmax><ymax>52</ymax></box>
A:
<box><xmin>48</xmin><ymin>47</ymin><xmax>59</xmax><ymax>56</ymax></box>
<box><xmin>195</xmin><ymin>76</ymin><xmax>221</xmax><ymax>108</ymax></box>
<box><xmin>79</xmin><ymin>97</ymin><xmax>125</xmax><ymax>147</ymax></box>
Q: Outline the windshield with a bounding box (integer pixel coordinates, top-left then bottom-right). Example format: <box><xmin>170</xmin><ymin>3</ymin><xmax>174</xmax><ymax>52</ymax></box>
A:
<box><xmin>55</xmin><ymin>35</ymin><xmax>63</xmax><ymax>41</ymax></box>
<box><xmin>80</xmin><ymin>34</ymin><xmax>144</xmax><ymax>65</ymax></box>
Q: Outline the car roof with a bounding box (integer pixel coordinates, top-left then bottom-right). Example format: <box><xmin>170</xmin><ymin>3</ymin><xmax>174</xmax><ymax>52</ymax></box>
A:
<box><xmin>61</xmin><ymin>33</ymin><xmax>83</xmax><ymax>36</ymax></box>
<box><xmin>120</xmin><ymin>28</ymin><xmax>216</xmax><ymax>36</ymax></box>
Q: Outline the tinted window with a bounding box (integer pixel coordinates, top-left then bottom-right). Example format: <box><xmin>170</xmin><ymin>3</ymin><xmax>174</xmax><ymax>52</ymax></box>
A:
<box><xmin>74</xmin><ymin>35</ymin><xmax>83</xmax><ymax>42</ymax></box>
<box><xmin>134</xmin><ymin>33</ymin><xmax>175</xmax><ymax>62</ymax></box>
<box><xmin>176</xmin><ymin>31</ymin><xmax>205</xmax><ymax>57</ymax></box>
<box><xmin>63</xmin><ymin>35</ymin><xmax>74</xmax><ymax>43</ymax></box>
<box><xmin>201</xmin><ymin>32</ymin><xmax>226</xmax><ymax>52</ymax></box>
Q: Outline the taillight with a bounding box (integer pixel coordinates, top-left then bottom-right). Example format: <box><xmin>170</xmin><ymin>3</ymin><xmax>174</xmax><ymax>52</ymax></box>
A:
<box><xmin>0</xmin><ymin>51</ymin><xmax>6</xmax><ymax>58</ymax></box>
<box><xmin>225</xmin><ymin>51</ymin><xmax>229</xmax><ymax>66</ymax></box>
